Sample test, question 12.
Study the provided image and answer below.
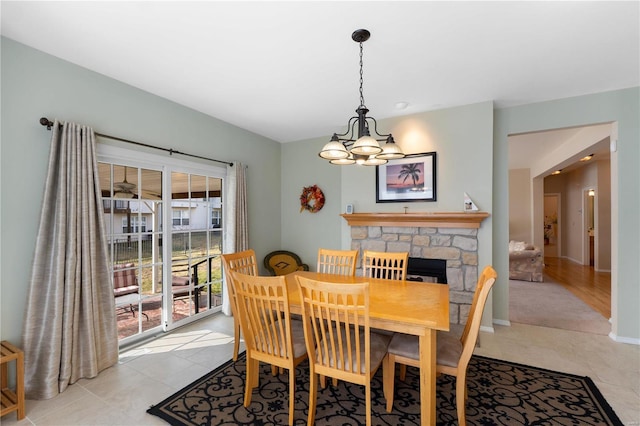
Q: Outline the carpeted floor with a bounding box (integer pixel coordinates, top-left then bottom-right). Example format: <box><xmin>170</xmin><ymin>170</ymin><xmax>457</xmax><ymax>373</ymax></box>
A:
<box><xmin>509</xmin><ymin>278</ymin><xmax>611</xmax><ymax>335</ymax></box>
<box><xmin>147</xmin><ymin>352</ymin><xmax>622</xmax><ymax>426</ymax></box>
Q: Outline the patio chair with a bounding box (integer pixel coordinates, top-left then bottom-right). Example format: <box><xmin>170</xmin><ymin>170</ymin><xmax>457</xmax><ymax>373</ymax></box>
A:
<box><xmin>113</xmin><ymin>263</ymin><xmax>140</xmax><ymax>318</ymax></box>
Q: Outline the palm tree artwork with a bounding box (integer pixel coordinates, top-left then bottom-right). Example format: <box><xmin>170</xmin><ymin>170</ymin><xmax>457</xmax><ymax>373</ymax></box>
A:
<box><xmin>398</xmin><ymin>163</ymin><xmax>422</xmax><ymax>187</ymax></box>
<box><xmin>386</xmin><ymin>162</ymin><xmax>425</xmax><ymax>192</ymax></box>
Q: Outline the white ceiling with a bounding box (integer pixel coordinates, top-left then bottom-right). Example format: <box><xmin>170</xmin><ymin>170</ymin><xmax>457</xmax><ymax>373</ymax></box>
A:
<box><xmin>1</xmin><ymin>1</ymin><xmax>638</xmax><ymax>144</ymax></box>
<box><xmin>509</xmin><ymin>123</ymin><xmax>612</xmax><ymax>176</ymax></box>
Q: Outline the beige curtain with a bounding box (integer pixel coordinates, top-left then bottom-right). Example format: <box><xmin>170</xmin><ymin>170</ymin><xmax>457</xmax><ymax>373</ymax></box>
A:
<box><xmin>22</xmin><ymin>120</ymin><xmax>118</xmax><ymax>399</ymax></box>
<box><xmin>222</xmin><ymin>162</ymin><xmax>248</xmax><ymax>315</ymax></box>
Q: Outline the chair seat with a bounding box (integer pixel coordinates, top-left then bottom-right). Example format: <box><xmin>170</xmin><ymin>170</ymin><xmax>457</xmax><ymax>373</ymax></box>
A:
<box><xmin>388</xmin><ymin>330</ymin><xmax>462</xmax><ymax>368</ymax></box>
<box><xmin>287</xmin><ymin>318</ymin><xmax>307</xmax><ymax>359</ymax></box>
<box><xmin>319</xmin><ymin>330</ymin><xmax>391</xmax><ymax>374</ymax></box>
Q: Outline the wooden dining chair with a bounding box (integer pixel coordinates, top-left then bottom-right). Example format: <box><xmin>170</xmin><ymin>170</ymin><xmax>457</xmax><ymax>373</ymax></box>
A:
<box><xmin>362</xmin><ymin>250</ymin><xmax>408</xmax><ymax>280</ymax></box>
<box><xmin>383</xmin><ymin>265</ymin><xmax>497</xmax><ymax>426</ymax></box>
<box><xmin>230</xmin><ymin>271</ymin><xmax>308</xmax><ymax>426</ymax></box>
<box><xmin>317</xmin><ymin>248</ymin><xmax>358</xmax><ymax>276</ymax></box>
<box><xmin>296</xmin><ymin>276</ymin><xmax>391</xmax><ymax>426</ymax></box>
<box><xmin>221</xmin><ymin>250</ymin><xmax>259</xmax><ymax>361</ymax></box>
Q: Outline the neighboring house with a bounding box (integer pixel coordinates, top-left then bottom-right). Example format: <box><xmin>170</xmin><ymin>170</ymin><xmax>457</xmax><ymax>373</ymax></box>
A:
<box><xmin>102</xmin><ymin>199</ymin><xmax>222</xmax><ymax>236</ymax></box>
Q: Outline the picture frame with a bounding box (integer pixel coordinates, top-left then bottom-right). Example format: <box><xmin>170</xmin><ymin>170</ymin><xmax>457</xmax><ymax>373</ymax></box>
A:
<box><xmin>376</xmin><ymin>152</ymin><xmax>437</xmax><ymax>203</ymax></box>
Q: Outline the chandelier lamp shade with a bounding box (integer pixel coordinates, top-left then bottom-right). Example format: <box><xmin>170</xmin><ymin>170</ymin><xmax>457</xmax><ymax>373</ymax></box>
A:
<box><xmin>319</xmin><ymin>29</ymin><xmax>405</xmax><ymax>166</ymax></box>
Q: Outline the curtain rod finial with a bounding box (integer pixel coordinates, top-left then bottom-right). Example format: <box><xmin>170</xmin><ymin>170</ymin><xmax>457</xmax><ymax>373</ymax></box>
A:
<box><xmin>39</xmin><ymin>117</ymin><xmax>53</xmax><ymax>130</ymax></box>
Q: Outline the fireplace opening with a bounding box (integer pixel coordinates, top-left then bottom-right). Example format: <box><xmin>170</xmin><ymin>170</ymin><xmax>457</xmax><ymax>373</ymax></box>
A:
<box><xmin>407</xmin><ymin>257</ymin><xmax>447</xmax><ymax>283</ymax></box>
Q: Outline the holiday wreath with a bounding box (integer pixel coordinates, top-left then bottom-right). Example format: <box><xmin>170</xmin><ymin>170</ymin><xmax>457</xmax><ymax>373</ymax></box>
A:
<box><xmin>300</xmin><ymin>185</ymin><xmax>325</xmax><ymax>213</ymax></box>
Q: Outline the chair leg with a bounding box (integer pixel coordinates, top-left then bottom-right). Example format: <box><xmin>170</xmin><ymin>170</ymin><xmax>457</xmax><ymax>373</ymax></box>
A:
<box><xmin>288</xmin><ymin>368</ymin><xmax>295</xmax><ymax>426</ymax></box>
<box><xmin>244</xmin><ymin>357</ymin><xmax>258</xmax><ymax>407</ymax></box>
<box><xmin>365</xmin><ymin>383</ymin><xmax>372</xmax><ymax>426</ymax></box>
<box><xmin>399</xmin><ymin>364</ymin><xmax>407</xmax><ymax>381</ymax></box>
<box><xmin>308</xmin><ymin>372</ymin><xmax>317</xmax><ymax>426</ymax></box>
<box><xmin>232</xmin><ymin>321</ymin><xmax>240</xmax><ymax>361</ymax></box>
<box><xmin>384</xmin><ymin>354</ymin><xmax>395</xmax><ymax>413</ymax></box>
<box><xmin>455</xmin><ymin>375</ymin><xmax>467</xmax><ymax>426</ymax></box>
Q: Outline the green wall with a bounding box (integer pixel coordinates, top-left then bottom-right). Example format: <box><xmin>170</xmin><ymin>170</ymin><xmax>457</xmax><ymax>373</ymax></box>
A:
<box><xmin>0</xmin><ymin>37</ymin><xmax>283</xmax><ymax>345</ymax></box>
<box><xmin>283</xmin><ymin>91</ymin><xmax>640</xmax><ymax>342</ymax></box>
<box><xmin>281</xmin><ymin>102</ymin><xmax>496</xmax><ymax>325</ymax></box>
<box><xmin>3</xmin><ymin>37</ymin><xmax>638</xmax><ymax>346</ymax></box>
<box><xmin>494</xmin><ymin>88</ymin><xmax>640</xmax><ymax>341</ymax></box>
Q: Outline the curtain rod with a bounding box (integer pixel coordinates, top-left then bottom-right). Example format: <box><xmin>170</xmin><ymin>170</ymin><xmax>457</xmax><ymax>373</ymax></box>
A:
<box><xmin>39</xmin><ymin>117</ymin><xmax>233</xmax><ymax>167</ymax></box>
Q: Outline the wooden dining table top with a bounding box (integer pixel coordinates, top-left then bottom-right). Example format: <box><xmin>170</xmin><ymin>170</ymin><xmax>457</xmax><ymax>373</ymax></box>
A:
<box><xmin>284</xmin><ymin>270</ymin><xmax>450</xmax><ymax>335</ymax></box>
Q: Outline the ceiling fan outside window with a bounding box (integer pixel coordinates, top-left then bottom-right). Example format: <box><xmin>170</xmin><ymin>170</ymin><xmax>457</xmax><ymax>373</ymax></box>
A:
<box><xmin>114</xmin><ymin>166</ymin><xmax>137</xmax><ymax>199</ymax></box>
<box><xmin>112</xmin><ymin>166</ymin><xmax>162</xmax><ymax>200</ymax></box>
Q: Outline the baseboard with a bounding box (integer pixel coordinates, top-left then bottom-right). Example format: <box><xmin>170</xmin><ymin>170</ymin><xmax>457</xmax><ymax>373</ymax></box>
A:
<box><xmin>492</xmin><ymin>318</ymin><xmax>511</xmax><ymax>327</ymax></box>
<box><xmin>480</xmin><ymin>325</ymin><xmax>495</xmax><ymax>333</ymax></box>
<box><xmin>608</xmin><ymin>332</ymin><xmax>640</xmax><ymax>345</ymax></box>
<box><xmin>564</xmin><ymin>256</ymin><xmax>583</xmax><ymax>265</ymax></box>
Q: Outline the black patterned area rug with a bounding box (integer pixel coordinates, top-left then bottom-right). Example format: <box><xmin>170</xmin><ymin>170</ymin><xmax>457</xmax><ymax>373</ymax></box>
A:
<box><xmin>147</xmin><ymin>353</ymin><xmax>622</xmax><ymax>425</ymax></box>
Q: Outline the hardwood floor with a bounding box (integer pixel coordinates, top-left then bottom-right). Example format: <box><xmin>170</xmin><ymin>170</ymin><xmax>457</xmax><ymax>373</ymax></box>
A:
<box><xmin>543</xmin><ymin>257</ymin><xmax>611</xmax><ymax>318</ymax></box>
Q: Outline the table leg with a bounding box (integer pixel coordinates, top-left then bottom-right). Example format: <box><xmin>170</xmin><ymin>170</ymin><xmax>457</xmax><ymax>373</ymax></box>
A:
<box><xmin>419</xmin><ymin>329</ymin><xmax>437</xmax><ymax>425</ymax></box>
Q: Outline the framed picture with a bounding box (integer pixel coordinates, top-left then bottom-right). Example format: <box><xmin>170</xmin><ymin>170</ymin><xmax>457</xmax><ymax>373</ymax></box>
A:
<box><xmin>376</xmin><ymin>152</ymin><xmax>437</xmax><ymax>203</ymax></box>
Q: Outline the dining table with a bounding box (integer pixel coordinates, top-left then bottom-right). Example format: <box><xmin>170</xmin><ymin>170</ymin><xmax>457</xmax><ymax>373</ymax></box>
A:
<box><xmin>284</xmin><ymin>270</ymin><xmax>450</xmax><ymax>425</ymax></box>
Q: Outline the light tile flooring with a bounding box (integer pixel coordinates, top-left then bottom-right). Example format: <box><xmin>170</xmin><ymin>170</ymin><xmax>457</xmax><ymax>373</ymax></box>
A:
<box><xmin>4</xmin><ymin>314</ymin><xmax>639</xmax><ymax>425</ymax></box>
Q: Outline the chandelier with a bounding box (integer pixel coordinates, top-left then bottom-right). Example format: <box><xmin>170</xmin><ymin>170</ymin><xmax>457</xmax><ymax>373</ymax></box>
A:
<box><xmin>319</xmin><ymin>29</ymin><xmax>405</xmax><ymax>166</ymax></box>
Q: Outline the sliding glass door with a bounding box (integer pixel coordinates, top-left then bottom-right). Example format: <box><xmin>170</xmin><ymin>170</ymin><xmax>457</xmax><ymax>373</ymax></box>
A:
<box><xmin>168</xmin><ymin>172</ymin><xmax>223</xmax><ymax>327</ymax></box>
<box><xmin>98</xmin><ymin>152</ymin><xmax>225</xmax><ymax>344</ymax></box>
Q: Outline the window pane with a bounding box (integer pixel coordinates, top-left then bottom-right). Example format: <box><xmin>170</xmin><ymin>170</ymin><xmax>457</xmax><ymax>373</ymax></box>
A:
<box><xmin>172</xmin><ymin>172</ymin><xmax>188</xmax><ymax>200</ymax></box>
<box><xmin>190</xmin><ymin>174</ymin><xmax>206</xmax><ymax>199</ymax></box>
<box><xmin>141</xmin><ymin>168</ymin><xmax>162</xmax><ymax>200</ymax></box>
<box><xmin>114</xmin><ymin>165</ymin><xmax>138</xmax><ymax>199</ymax></box>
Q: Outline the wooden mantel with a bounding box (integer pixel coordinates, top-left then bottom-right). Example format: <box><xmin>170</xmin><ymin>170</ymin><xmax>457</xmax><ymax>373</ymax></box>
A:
<box><xmin>340</xmin><ymin>212</ymin><xmax>490</xmax><ymax>228</ymax></box>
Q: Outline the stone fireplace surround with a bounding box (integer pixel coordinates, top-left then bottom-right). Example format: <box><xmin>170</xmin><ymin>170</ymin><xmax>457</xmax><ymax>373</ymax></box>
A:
<box><xmin>342</xmin><ymin>212</ymin><xmax>489</xmax><ymax>326</ymax></box>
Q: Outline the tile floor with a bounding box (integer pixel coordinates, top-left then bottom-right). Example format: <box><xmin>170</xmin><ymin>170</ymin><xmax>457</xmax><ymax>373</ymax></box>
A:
<box><xmin>3</xmin><ymin>313</ymin><xmax>639</xmax><ymax>425</ymax></box>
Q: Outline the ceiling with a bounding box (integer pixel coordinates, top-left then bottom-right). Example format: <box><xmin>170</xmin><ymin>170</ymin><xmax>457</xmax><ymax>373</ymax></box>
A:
<box><xmin>2</xmin><ymin>1</ymin><xmax>638</xmax><ymax>145</ymax></box>
<box><xmin>509</xmin><ymin>123</ymin><xmax>612</xmax><ymax>176</ymax></box>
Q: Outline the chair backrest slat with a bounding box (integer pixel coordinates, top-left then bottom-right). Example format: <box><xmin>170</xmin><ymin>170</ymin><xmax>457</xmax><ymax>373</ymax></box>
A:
<box><xmin>317</xmin><ymin>248</ymin><xmax>359</xmax><ymax>276</ymax></box>
<box><xmin>362</xmin><ymin>250</ymin><xmax>408</xmax><ymax>281</ymax></box>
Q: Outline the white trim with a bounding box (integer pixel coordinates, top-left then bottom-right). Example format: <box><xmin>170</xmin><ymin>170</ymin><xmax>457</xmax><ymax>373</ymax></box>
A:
<box><xmin>97</xmin><ymin>144</ymin><xmax>226</xmax><ymax>177</ymax></box>
<box><xmin>480</xmin><ymin>325</ymin><xmax>495</xmax><ymax>333</ymax></box>
<box><xmin>564</xmin><ymin>256</ymin><xmax>583</xmax><ymax>265</ymax></box>
<box><xmin>492</xmin><ymin>318</ymin><xmax>511</xmax><ymax>327</ymax></box>
<box><xmin>608</xmin><ymin>332</ymin><xmax>640</xmax><ymax>345</ymax></box>
<box><xmin>97</xmin><ymin>142</ymin><xmax>228</xmax><ymax>334</ymax></box>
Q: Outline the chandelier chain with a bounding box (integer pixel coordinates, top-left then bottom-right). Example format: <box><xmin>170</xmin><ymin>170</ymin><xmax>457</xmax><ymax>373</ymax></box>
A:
<box><xmin>359</xmin><ymin>41</ymin><xmax>365</xmax><ymax>108</ymax></box>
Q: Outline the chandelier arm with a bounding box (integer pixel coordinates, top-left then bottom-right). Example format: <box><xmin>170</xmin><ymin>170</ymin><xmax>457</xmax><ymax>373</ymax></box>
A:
<box><xmin>333</xmin><ymin>116</ymin><xmax>360</xmax><ymax>141</ymax></box>
<box><xmin>365</xmin><ymin>117</ymin><xmax>391</xmax><ymax>140</ymax></box>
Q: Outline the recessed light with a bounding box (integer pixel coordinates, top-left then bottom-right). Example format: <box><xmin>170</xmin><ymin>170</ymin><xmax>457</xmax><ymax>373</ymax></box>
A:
<box><xmin>580</xmin><ymin>154</ymin><xmax>594</xmax><ymax>162</ymax></box>
<box><xmin>394</xmin><ymin>102</ymin><xmax>409</xmax><ymax>110</ymax></box>
<box><xmin>551</xmin><ymin>170</ymin><xmax>562</xmax><ymax>175</ymax></box>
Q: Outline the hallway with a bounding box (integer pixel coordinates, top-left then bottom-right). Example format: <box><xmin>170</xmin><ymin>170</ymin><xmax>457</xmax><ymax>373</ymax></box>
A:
<box><xmin>543</xmin><ymin>257</ymin><xmax>611</xmax><ymax>319</ymax></box>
